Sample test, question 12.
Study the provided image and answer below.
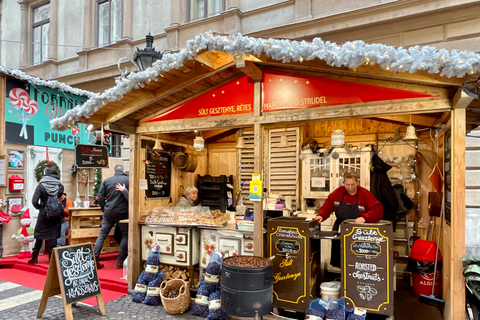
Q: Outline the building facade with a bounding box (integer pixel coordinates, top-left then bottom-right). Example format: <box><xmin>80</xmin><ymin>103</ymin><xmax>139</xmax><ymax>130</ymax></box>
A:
<box><xmin>1</xmin><ymin>0</ymin><xmax>479</xmax><ymax>93</ymax></box>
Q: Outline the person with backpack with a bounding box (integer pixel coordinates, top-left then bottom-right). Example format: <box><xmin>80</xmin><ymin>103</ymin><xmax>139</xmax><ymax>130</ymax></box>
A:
<box><xmin>94</xmin><ymin>164</ymin><xmax>129</xmax><ymax>269</ymax></box>
<box><xmin>28</xmin><ymin>166</ymin><xmax>64</xmax><ymax>265</ymax></box>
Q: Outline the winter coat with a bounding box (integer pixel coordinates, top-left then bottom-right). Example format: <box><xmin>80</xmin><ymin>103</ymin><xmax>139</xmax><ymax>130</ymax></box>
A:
<box><xmin>32</xmin><ymin>174</ymin><xmax>64</xmax><ymax>240</ymax></box>
<box><xmin>370</xmin><ymin>154</ymin><xmax>399</xmax><ymax>225</ymax></box>
<box><xmin>97</xmin><ymin>171</ymin><xmax>129</xmax><ymax>221</ymax></box>
<box><xmin>175</xmin><ymin>195</ymin><xmax>196</xmax><ymax>208</ymax></box>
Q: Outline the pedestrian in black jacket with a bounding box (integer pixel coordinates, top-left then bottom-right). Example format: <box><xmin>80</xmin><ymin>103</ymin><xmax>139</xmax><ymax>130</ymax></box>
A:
<box><xmin>28</xmin><ymin>167</ymin><xmax>64</xmax><ymax>264</ymax></box>
<box><xmin>94</xmin><ymin>164</ymin><xmax>129</xmax><ymax>269</ymax></box>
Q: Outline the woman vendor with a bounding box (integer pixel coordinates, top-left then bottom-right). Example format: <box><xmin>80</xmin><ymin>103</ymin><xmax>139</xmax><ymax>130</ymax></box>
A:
<box><xmin>176</xmin><ymin>186</ymin><xmax>199</xmax><ymax>207</ymax></box>
<box><xmin>315</xmin><ymin>171</ymin><xmax>384</xmax><ymax>268</ymax></box>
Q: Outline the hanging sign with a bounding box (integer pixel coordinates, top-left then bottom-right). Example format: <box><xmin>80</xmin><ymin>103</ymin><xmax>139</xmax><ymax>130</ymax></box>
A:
<box><xmin>341</xmin><ymin>220</ymin><xmax>394</xmax><ymax>316</ymax></box>
<box><xmin>75</xmin><ymin>144</ymin><xmax>109</xmax><ymax>168</ymax></box>
<box><xmin>249</xmin><ymin>174</ymin><xmax>262</xmax><ymax>201</ymax></box>
<box><xmin>4</xmin><ymin>78</ymin><xmax>90</xmax><ymax>148</ymax></box>
<box><xmin>37</xmin><ymin>244</ymin><xmax>105</xmax><ymax>319</ymax></box>
<box><xmin>261</xmin><ymin>71</ymin><xmax>434</xmax><ymax>112</ymax></box>
<box><xmin>144</xmin><ymin>75</ymin><xmax>254</xmax><ymax>122</ymax></box>
<box><xmin>145</xmin><ymin>150</ymin><xmax>171</xmax><ymax>198</ymax></box>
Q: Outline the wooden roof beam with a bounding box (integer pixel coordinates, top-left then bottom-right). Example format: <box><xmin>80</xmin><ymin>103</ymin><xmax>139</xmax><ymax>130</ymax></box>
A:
<box><xmin>235</xmin><ymin>56</ymin><xmax>262</xmax><ymax>81</ymax></box>
<box><xmin>195</xmin><ymin>50</ymin><xmax>235</xmax><ymax>70</ymax></box>
<box><xmin>137</xmin><ymin>98</ymin><xmax>451</xmax><ymax>134</ymax></box>
<box><xmin>374</xmin><ymin>114</ymin><xmax>441</xmax><ymax>128</ymax></box>
<box><xmin>453</xmin><ymin>88</ymin><xmax>474</xmax><ymax>109</ymax></box>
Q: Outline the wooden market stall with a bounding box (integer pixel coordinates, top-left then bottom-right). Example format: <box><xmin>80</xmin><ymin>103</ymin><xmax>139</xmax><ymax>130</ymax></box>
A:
<box><xmin>50</xmin><ymin>33</ymin><xmax>480</xmax><ymax>320</ymax></box>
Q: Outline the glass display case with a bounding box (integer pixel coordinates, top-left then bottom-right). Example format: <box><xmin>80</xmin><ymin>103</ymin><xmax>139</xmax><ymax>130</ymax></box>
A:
<box><xmin>301</xmin><ymin>147</ymin><xmax>371</xmax><ymax>216</ymax></box>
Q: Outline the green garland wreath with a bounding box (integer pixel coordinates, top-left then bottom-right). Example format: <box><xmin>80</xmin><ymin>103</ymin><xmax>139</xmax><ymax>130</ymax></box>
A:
<box><xmin>34</xmin><ymin>160</ymin><xmax>61</xmax><ymax>182</ymax></box>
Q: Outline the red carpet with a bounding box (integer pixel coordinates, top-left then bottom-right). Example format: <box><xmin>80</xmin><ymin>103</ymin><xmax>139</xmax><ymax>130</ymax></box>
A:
<box><xmin>0</xmin><ymin>252</ymin><xmax>128</xmax><ymax>306</ymax></box>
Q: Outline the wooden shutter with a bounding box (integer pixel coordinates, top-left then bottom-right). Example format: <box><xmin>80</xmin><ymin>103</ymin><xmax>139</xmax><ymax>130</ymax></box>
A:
<box><xmin>266</xmin><ymin>127</ymin><xmax>300</xmax><ymax>209</ymax></box>
<box><xmin>238</xmin><ymin>130</ymin><xmax>255</xmax><ymax>209</ymax></box>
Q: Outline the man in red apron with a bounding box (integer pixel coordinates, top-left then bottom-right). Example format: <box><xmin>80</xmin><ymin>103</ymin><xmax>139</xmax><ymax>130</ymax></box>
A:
<box><xmin>315</xmin><ymin>172</ymin><xmax>384</xmax><ymax>268</ymax></box>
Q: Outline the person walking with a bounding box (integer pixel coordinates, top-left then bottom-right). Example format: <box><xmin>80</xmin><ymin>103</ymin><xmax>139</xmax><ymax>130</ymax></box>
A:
<box><xmin>28</xmin><ymin>167</ymin><xmax>64</xmax><ymax>264</ymax></box>
<box><xmin>57</xmin><ymin>193</ymin><xmax>73</xmax><ymax>246</ymax></box>
<box><xmin>94</xmin><ymin>164</ymin><xmax>129</xmax><ymax>269</ymax></box>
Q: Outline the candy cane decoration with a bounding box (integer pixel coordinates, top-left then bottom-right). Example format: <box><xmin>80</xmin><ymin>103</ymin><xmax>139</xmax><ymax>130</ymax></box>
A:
<box><xmin>19</xmin><ymin>98</ymin><xmax>39</xmax><ymax>139</ymax></box>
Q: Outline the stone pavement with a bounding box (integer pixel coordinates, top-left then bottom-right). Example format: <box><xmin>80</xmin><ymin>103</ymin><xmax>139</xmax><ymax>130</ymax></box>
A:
<box><xmin>0</xmin><ymin>280</ymin><xmax>206</xmax><ymax>320</ymax></box>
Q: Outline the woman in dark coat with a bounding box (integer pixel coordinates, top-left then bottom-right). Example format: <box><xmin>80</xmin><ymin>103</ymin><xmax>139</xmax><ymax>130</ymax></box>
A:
<box><xmin>28</xmin><ymin>167</ymin><xmax>64</xmax><ymax>264</ymax></box>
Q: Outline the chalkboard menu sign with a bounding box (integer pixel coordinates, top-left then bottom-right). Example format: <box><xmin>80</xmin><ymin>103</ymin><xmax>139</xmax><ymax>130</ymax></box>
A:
<box><xmin>267</xmin><ymin>217</ymin><xmax>320</xmax><ymax>312</ymax></box>
<box><xmin>145</xmin><ymin>150</ymin><xmax>171</xmax><ymax>198</ymax></box>
<box><xmin>37</xmin><ymin>243</ymin><xmax>105</xmax><ymax>319</ymax></box>
<box><xmin>444</xmin><ymin>126</ymin><xmax>451</xmax><ymax>224</ymax></box>
<box><xmin>75</xmin><ymin>143</ymin><xmax>109</xmax><ymax>168</ymax></box>
<box><xmin>341</xmin><ymin>220</ymin><xmax>394</xmax><ymax>317</ymax></box>
<box><xmin>57</xmin><ymin>244</ymin><xmax>101</xmax><ymax>304</ymax></box>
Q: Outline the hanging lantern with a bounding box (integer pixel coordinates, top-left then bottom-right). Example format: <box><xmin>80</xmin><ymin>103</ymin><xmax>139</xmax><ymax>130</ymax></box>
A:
<box><xmin>153</xmin><ymin>134</ymin><xmax>163</xmax><ymax>150</ymax></box>
<box><xmin>404</xmin><ymin>125</ymin><xmax>418</xmax><ymax>141</ymax></box>
<box><xmin>194</xmin><ymin>131</ymin><xmax>204</xmax><ymax>151</ymax></box>
<box><xmin>236</xmin><ymin>136</ymin><xmax>246</xmax><ymax>149</ymax></box>
<box><xmin>331</xmin><ymin>129</ymin><xmax>345</xmax><ymax>147</ymax></box>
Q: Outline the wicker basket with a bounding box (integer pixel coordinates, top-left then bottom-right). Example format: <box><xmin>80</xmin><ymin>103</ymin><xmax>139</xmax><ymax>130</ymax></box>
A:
<box><xmin>160</xmin><ymin>279</ymin><xmax>191</xmax><ymax>315</ymax></box>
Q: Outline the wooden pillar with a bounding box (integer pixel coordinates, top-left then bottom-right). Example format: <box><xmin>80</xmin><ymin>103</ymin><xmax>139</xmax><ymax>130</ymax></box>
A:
<box><xmin>445</xmin><ymin>89</ymin><xmax>470</xmax><ymax>320</ymax></box>
<box><xmin>127</xmin><ymin>133</ymin><xmax>141</xmax><ymax>290</ymax></box>
<box><xmin>253</xmin><ymin>81</ymin><xmax>264</xmax><ymax>257</ymax></box>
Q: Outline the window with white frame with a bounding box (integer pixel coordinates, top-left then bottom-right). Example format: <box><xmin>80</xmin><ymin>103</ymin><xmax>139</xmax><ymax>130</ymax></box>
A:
<box><xmin>32</xmin><ymin>2</ymin><xmax>50</xmax><ymax>64</ymax></box>
<box><xmin>188</xmin><ymin>0</ymin><xmax>224</xmax><ymax>22</ymax></box>
<box><xmin>97</xmin><ymin>0</ymin><xmax>122</xmax><ymax>46</ymax></box>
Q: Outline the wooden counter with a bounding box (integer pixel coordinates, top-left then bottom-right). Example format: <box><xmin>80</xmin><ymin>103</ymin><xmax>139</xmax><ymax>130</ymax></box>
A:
<box><xmin>68</xmin><ymin>207</ymin><xmax>119</xmax><ymax>254</ymax></box>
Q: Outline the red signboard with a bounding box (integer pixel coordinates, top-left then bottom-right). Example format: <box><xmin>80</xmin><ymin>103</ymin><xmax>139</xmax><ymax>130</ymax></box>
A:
<box><xmin>261</xmin><ymin>71</ymin><xmax>434</xmax><ymax>112</ymax></box>
<box><xmin>144</xmin><ymin>75</ymin><xmax>254</xmax><ymax>123</ymax></box>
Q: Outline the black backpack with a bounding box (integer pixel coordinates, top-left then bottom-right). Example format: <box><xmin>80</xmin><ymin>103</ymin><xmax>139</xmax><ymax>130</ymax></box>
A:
<box><xmin>44</xmin><ymin>188</ymin><xmax>64</xmax><ymax>219</ymax></box>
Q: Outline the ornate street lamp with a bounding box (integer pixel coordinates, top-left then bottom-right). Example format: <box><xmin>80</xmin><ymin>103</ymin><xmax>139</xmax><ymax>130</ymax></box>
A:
<box><xmin>133</xmin><ymin>33</ymin><xmax>163</xmax><ymax>71</ymax></box>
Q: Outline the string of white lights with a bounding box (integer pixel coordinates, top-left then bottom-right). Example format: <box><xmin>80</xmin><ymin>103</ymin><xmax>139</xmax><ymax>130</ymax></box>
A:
<box><xmin>49</xmin><ymin>31</ymin><xmax>480</xmax><ymax>131</ymax></box>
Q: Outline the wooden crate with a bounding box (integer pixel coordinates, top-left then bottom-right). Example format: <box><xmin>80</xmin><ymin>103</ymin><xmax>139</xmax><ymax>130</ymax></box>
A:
<box><xmin>68</xmin><ymin>207</ymin><xmax>119</xmax><ymax>254</ymax></box>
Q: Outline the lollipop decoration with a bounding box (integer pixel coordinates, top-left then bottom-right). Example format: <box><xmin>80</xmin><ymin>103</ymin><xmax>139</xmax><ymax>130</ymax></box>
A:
<box><xmin>8</xmin><ymin>88</ymin><xmax>29</xmax><ymax>110</ymax></box>
<box><xmin>19</xmin><ymin>98</ymin><xmax>39</xmax><ymax>138</ymax></box>
<box><xmin>8</xmin><ymin>88</ymin><xmax>39</xmax><ymax>139</ymax></box>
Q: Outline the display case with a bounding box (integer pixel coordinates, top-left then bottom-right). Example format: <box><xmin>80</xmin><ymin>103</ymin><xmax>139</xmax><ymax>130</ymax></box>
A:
<box><xmin>301</xmin><ymin>147</ymin><xmax>371</xmax><ymax>215</ymax></box>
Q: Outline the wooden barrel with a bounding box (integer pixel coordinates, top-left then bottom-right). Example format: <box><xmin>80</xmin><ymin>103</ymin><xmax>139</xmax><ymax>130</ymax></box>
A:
<box><xmin>182</xmin><ymin>154</ymin><xmax>198</xmax><ymax>172</ymax></box>
<box><xmin>173</xmin><ymin>152</ymin><xmax>188</xmax><ymax>169</ymax></box>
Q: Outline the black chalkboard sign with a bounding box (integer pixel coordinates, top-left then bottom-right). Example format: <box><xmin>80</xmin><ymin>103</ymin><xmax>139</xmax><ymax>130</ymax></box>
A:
<box><xmin>57</xmin><ymin>244</ymin><xmax>101</xmax><ymax>304</ymax></box>
<box><xmin>341</xmin><ymin>221</ymin><xmax>394</xmax><ymax>317</ymax></box>
<box><xmin>145</xmin><ymin>149</ymin><xmax>171</xmax><ymax>198</ymax></box>
<box><xmin>275</xmin><ymin>239</ymin><xmax>300</xmax><ymax>253</ymax></box>
<box><xmin>75</xmin><ymin>143</ymin><xmax>109</xmax><ymax>168</ymax></box>
<box><xmin>37</xmin><ymin>243</ymin><xmax>105</xmax><ymax>319</ymax></box>
<box><xmin>351</xmin><ymin>241</ymin><xmax>381</xmax><ymax>256</ymax></box>
<box><xmin>444</xmin><ymin>126</ymin><xmax>451</xmax><ymax>225</ymax></box>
